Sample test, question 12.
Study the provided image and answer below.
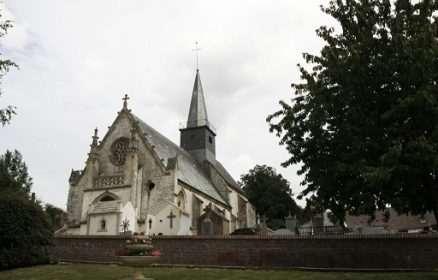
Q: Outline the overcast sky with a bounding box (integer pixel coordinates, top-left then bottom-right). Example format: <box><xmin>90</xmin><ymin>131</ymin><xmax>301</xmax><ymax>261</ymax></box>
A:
<box><xmin>1</xmin><ymin>0</ymin><xmax>335</xmax><ymax>210</ymax></box>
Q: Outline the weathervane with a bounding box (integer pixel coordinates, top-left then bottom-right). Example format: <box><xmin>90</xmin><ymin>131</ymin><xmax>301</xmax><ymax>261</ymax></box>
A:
<box><xmin>192</xmin><ymin>42</ymin><xmax>201</xmax><ymax>70</ymax></box>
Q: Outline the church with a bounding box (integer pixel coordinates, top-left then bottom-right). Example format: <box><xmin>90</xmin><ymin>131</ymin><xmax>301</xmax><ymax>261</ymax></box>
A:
<box><xmin>65</xmin><ymin>69</ymin><xmax>256</xmax><ymax>235</ymax></box>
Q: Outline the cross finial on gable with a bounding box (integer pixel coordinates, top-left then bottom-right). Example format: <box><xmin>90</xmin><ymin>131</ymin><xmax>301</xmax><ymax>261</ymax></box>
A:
<box><xmin>123</xmin><ymin>94</ymin><xmax>130</xmax><ymax>110</ymax></box>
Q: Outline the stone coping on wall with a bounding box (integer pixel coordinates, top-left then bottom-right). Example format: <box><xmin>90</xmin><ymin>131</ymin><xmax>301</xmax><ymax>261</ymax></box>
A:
<box><xmin>56</xmin><ymin>233</ymin><xmax>438</xmax><ymax>240</ymax></box>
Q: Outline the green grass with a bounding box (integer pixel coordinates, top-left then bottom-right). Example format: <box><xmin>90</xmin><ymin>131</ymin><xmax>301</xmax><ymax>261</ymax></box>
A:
<box><xmin>0</xmin><ymin>264</ymin><xmax>437</xmax><ymax>280</ymax></box>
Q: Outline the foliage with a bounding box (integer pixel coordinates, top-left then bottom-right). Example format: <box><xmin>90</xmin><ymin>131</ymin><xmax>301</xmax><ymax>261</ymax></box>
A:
<box><xmin>0</xmin><ymin>9</ymin><xmax>18</xmax><ymax>126</ymax></box>
<box><xmin>267</xmin><ymin>0</ymin><xmax>438</xmax><ymax>223</ymax></box>
<box><xmin>0</xmin><ymin>264</ymin><xmax>436</xmax><ymax>280</ymax></box>
<box><xmin>0</xmin><ymin>150</ymin><xmax>32</xmax><ymax>195</ymax></box>
<box><xmin>0</xmin><ymin>150</ymin><xmax>53</xmax><ymax>269</ymax></box>
<box><xmin>239</xmin><ymin>165</ymin><xmax>300</xmax><ymax>229</ymax></box>
<box><xmin>0</xmin><ymin>191</ymin><xmax>53</xmax><ymax>269</ymax></box>
<box><xmin>44</xmin><ymin>203</ymin><xmax>64</xmax><ymax>227</ymax></box>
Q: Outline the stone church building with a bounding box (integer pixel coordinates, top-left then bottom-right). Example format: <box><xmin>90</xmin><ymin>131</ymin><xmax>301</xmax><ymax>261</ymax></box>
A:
<box><xmin>65</xmin><ymin>70</ymin><xmax>256</xmax><ymax>235</ymax></box>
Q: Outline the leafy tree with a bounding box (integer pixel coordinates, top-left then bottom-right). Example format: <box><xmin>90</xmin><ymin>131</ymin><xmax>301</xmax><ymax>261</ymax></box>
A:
<box><xmin>0</xmin><ymin>150</ymin><xmax>32</xmax><ymax>195</ymax></box>
<box><xmin>44</xmin><ymin>203</ymin><xmax>65</xmax><ymax>228</ymax></box>
<box><xmin>0</xmin><ymin>191</ymin><xmax>53</xmax><ymax>269</ymax></box>
<box><xmin>0</xmin><ymin>150</ymin><xmax>53</xmax><ymax>269</ymax></box>
<box><xmin>0</xmin><ymin>9</ymin><xmax>18</xmax><ymax>126</ymax></box>
<box><xmin>268</xmin><ymin>0</ymin><xmax>438</xmax><ymax>223</ymax></box>
<box><xmin>239</xmin><ymin>165</ymin><xmax>300</xmax><ymax>229</ymax></box>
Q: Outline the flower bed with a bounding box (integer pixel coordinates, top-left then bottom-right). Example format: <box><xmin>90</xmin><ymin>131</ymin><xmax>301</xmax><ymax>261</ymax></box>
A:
<box><xmin>116</xmin><ymin>236</ymin><xmax>161</xmax><ymax>257</ymax></box>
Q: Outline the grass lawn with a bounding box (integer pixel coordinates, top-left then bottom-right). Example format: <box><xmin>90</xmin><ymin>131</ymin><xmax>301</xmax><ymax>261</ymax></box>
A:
<box><xmin>0</xmin><ymin>264</ymin><xmax>437</xmax><ymax>280</ymax></box>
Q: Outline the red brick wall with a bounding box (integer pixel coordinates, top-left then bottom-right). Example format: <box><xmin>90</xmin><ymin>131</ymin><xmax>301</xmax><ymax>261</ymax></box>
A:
<box><xmin>53</xmin><ymin>234</ymin><xmax>438</xmax><ymax>269</ymax></box>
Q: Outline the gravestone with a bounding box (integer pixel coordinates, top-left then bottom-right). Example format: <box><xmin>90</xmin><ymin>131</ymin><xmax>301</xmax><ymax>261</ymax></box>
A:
<box><xmin>201</xmin><ymin>217</ymin><xmax>213</xmax><ymax>235</ymax></box>
<box><xmin>197</xmin><ymin>203</ymin><xmax>227</xmax><ymax>235</ymax></box>
<box><xmin>258</xmin><ymin>215</ymin><xmax>269</xmax><ymax>235</ymax></box>
<box><xmin>285</xmin><ymin>213</ymin><xmax>297</xmax><ymax>235</ymax></box>
<box><xmin>312</xmin><ymin>214</ymin><xmax>324</xmax><ymax>234</ymax></box>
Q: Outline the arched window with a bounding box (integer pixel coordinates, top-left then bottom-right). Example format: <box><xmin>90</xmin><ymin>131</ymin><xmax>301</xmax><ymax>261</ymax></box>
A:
<box><xmin>100</xmin><ymin>195</ymin><xmax>115</xmax><ymax>202</ymax></box>
<box><xmin>99</xmin><ymin>218</ymin><xmax>107</xmax><ymax>231</ymax></box>
<box><xmin>177</xmin><ymin>191</ymin><xmax>185</xmax><ymax>210</ymax></box>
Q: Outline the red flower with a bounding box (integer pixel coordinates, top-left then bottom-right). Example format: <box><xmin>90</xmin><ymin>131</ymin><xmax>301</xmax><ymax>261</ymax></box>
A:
<box><xmin>151</xmin><ymin>250</ymin><xmax>161</xmax><ymax>256</ymax></box>
<box><xmin>116</xmin><ymin>247</ymin><xmax>130</xmax><ymax>256</ymax></box>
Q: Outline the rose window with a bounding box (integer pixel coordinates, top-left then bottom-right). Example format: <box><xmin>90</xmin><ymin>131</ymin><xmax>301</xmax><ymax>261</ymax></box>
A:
<box><xmin>111</xmin><ymin>138</ymin><xmax>129</xmax><ymax>166</ymax></box>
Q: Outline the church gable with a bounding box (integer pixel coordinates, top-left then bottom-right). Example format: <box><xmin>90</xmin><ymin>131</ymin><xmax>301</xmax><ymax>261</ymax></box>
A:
<box><xmin>96</xmin><ymin>114</ymin><xmax>134</xmax><ymax>178</ymax></box>
<box><xmin>95</xmin><ymin>112</ymin><xmax>167</xmax><ymax>179</ymax></box>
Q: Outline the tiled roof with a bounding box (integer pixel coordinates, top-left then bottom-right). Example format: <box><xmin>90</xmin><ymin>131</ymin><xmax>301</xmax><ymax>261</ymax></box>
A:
<box><xmin>346</xmin><ymin>208</ymin><xmax>437</xmax><ymax>231</ymax></box>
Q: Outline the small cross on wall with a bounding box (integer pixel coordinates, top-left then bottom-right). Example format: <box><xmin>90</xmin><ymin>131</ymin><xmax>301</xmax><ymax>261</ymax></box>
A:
<box><xmin>167</xmin><ymin>210</ymin><xmax>176</xmax><ymax>229</ymax></box>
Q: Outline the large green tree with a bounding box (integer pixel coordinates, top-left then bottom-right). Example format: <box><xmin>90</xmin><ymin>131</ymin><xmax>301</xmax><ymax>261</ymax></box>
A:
<box><xmin>0</xmin><ymin>9</ymin><xmax>18</xmax><ymax>126</ymax></box>
<box><xmin>268</xmin><ymin>0</ymin><xmax>438</xmax><ymax>223</ymax></box>
<box><xmin>0</xmin><ymin>150</ymin><xmax>53</xmax><ymax>269</ymax></box>
<box><xmin>239</xmin><ymin>165</ymin><xmax>300</xmax><ymax>229</ymax></box>
<box><xmin>0</xmin><ymin>150</ymin><xmax>32</xmax><ymax>195</ymax></box>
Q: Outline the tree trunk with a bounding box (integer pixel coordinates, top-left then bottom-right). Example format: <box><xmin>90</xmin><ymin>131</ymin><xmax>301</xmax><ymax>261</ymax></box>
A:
<box><xmin>428</xmin><ymin>175</ymin><xmax>438</xmax><ymax>227</ymax></box>
<box><xmin>433</xmin><ymin>208</ymin><xmax>438</xmax><ymax>227</ymax></box>
<box><xmin>432</xmin><ymin>184</ymin><xmax>438</xmax><ymax>227</ymax></box>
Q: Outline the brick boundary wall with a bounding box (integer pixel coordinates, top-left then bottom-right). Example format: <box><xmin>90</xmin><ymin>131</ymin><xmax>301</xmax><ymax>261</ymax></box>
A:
<box><xmin>53</xmin><ymin>234</ymin><xmax>438</xmax><ymax>269</ymax></box>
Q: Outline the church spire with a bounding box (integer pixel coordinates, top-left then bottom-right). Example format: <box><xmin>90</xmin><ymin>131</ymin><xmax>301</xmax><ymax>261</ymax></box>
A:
<box><xmin>180</xmin><ymin>69</ymin><xmax>216</xmax><ymax>164</ymax></box>
<box><xmin>187</xmin><ymin>70</ymin><xmax>209</xmax><ymax>128</ymax></box>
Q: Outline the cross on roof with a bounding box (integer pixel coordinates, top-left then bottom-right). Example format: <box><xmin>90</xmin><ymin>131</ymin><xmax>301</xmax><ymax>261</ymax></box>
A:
<box><xmin>167</xmin><ymin>210</ymin><xmax>176</xmax><ymax>229</ymax></box>
<box><xmin>192</xmin><ymin>42</ymin><xmax>201</xmax><ymax>70</ymax></box>
<box><xmin>123</xmin><ymin>94</ymin><xmax>129</xmax><ymax>109</ymax></box>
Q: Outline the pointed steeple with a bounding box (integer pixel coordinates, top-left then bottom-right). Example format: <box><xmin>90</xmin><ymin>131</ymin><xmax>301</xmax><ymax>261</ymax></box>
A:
<box><xmin>187</xmin><ymin>70</ymin><xmax>209</xmax><ymax>128</ymax></box>
<box><xmin>180</xmin><ymin>69</ymin><xmax>216</xmax><ymax>164</ymax></box>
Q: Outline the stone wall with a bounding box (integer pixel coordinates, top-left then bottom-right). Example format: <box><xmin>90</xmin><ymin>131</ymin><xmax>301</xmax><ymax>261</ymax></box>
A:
<box><xmin>53</xmin><ymin>234</ymin><xmax>438</xmax><ymax>269</ymax></box>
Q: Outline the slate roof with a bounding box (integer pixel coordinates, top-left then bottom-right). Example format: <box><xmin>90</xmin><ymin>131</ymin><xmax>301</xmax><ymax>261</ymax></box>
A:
<box><xmin>187</xmin><ymin>70</ymin><xmax>209</xmax><ymax>128</ymax></box>
<box><xmin>132</xmin><ymin>114</ymin><xmax>229</xmax><ymax>206</ymax></box>
<box><xmin>209</xmin><ymin>160</ymin><xmax>243</xmax><ymax>193</ymax></box>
